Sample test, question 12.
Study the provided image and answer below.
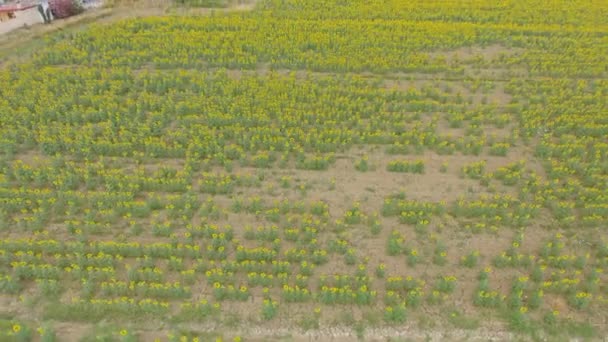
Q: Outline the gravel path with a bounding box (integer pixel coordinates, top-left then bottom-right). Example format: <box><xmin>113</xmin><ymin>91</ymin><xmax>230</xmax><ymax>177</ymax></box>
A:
<box><xmin>0</xmin><ymin>7</ymin><xmax>44</xmax><ymax>35</ymax></box>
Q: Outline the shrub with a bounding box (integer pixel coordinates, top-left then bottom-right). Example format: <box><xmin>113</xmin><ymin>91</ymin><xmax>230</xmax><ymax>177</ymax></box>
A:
<box><xmin>50</xmin><ymin>0</ymin><xmax>84</xmax><ymax>19</ymax></box>
<box><xmin>355</xmin><ymin>156</ymin><xmax>370</xmax><ymax>172</ymax></box>
<box><xmin>387</xmin><ymin>160</ymin><xmax>425</xmax><ymax>174</ymax></box>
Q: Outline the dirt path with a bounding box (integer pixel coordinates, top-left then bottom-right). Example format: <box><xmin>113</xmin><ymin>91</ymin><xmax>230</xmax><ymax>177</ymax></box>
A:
<box><xmin>48</xmin><ymin>320</ymin><xmax>515</xmax><ymax>342</ymax></box>
<box><xmin>0</xmin><ymin>7</ymin><xmax>46</xmax><ymax>35</ymax></box>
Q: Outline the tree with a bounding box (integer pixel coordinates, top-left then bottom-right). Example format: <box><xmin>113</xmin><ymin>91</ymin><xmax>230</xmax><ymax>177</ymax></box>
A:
<box><xmin>49</xmin><ymin>0</ymin><xmax>84</xmax><ymax>19</ymax></box>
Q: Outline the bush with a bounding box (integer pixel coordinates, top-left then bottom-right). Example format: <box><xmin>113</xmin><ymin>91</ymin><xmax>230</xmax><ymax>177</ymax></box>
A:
<box><xmin>386</xmin><ymin>160</ymin><xmax>425</xmax><ymax>174</ymax></box>
<box><xmin>50</xmin><ymin>0</ymin><xmax>84</xmax><ymax>19</ymax></box>
<box><xmin>175</xmin><ymin>0</ymin><xmax>228</xmax><ymax>6</ymax></box>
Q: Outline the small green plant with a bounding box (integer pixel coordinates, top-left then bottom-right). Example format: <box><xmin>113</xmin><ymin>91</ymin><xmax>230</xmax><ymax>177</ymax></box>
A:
<box><xmin>118</xmin><ymin>329</ymin><xmax>138</xmax><ymax>342</ymax></box>
<box><xmin>384</xmin><ymin>304</ymin><xmax>407</xmax><ymax>323</ymax></box>
<box><xmin>569</xmin><ymin>291</ymin><xmax>592</xmax><ymax>310</ymax></box>
<box><xmin>261</xmin><ymin>299</ymin><xmax>279</xmax><ymax>320</ymax></box>
<box><xmin>375</xmin><ymin>264</ymin><xmax>386</xmax><ymax>278</ymax></box>
<box><xmin>506</xmin><ymin>307</ymin><xmax>533</xmax><ymax>333</ymax></box>
<box><xmin>355</xmin><ymin>156</ymin><xmax>371</xmax><ymax>172</ymax></box>
<box><xmin>279</xmin><ymin>176</ymin><xmax>292</xmax><ymax>188</ymax></box>
<box><xmin>354</xmin><ymin>320</ymin><xmax>366</xmax><ymax>340</ymax></box>
<box><xmin>328</xmin><ymin>178</ymin><xmax>336</xmax><ymax>190</ymax></box>
<box><xmin>489</xmin><ymin>142</ymin><xmax>510</xmax><ymax>156</ymax></box>
<box><xmin>460</xmin><ymin>251</ymin><xmax>480</xmax><ymax>268</ymax></box>
<box><xmin>296</xmin><ymin>153</ymin><xmax>335</xmax><ymax>170</ymax></box>
<box><xmin>230</xmin><ymin>197</ymin><xmax>244</xmax><ymax>213</ymax></box>
<box><xmin>436</xmin><ymin>275</ymin><xmax>457</xmax><ymax>293</ymax></box>
<box><xmin>344</xmin><ymin>202</ymin><xmax>365</xmax><ymax>225</ymax></box>
<box><xmin>543</xmin><ymin>310</ymin><xmax>559</xmax><ymax>327</ymax></box>
<box><xmin>427</xmin><ymin>290</ymin><xmax>446</xmax><ymax>305</ymax></box>
<box><xmin>369</xmin><ymin>216</ymin><xmax>382</xmax><ymax>235</ymax></box>
<box><xmin>0</xmin><ymin>321</ymin><xmax>31</xmax><ymax>342</ymax></box>
<box><xmin>448</xmin><ymin>310</ymin><xmax>479</xmax><ymax>330</ymax></box>
<box><xmin>387</xmin><ymin>231</ymin><xmax>404</xmax><ymax>256</ymax></box>
<box><xmin>298</xmin><ymin>309</ymin><xmax>321</xmax><ymax>331</ymax></box>
<box><xmin>345</xmin><ymin>249</ymin><xmax>358</xmax><ymax>265</ymax></box>
<box><xmin>529</xmin><ymin>289</ymin><xmax>543</xmax><ymax>309</ymax></box>
<box><xmin>530</xmin><ymin>264</ymin><xmax>544</xmax><ymax>283</ymax></box>
<box><xmin>310</xmin><ymin>200</ymin><xmax>329</xmax><ymax>216</ymax></box>
<box><xmin>355</xmin><ymin>263</ymin><xmax>367</xmax><ymax>277</ymax></box>
<box><xmin>407</xmin><ymin>249</ymin><xmax>420</xmax><ymax>267</ymax></box>
<box><xmin>37</xmin><ymin>324</ymin><xmax>57</xmax><ymax>342</ymax></box>
<box><xmin>406</xmin><ymin>289</ymin><xmax>423</xmax><ymax>308</ymax></box>
<box><xmin>387</xmin><ymin>160</ymin><xmax>425</xmax><ymax>174</ymax></box>
<box><xmin>433</xmin><ymin>246</ymin><xmax>448</xmax><ymax>266</ymax></box>
<box><xmin>462</xmin><ymin>160</ymin><xmax>486</xmax><ymax>179</ymax></box>
<box><xmin>36</xmin><ymin>279</ymin><xmax>62</xmax><ymax>298</ymax></box>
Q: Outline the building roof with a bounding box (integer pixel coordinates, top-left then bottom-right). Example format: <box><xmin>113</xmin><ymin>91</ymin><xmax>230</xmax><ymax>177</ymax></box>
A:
<box><xmin>0</xmin><ymin>2</ymin><xmax>38</xmax><ymax>14</ymax></box>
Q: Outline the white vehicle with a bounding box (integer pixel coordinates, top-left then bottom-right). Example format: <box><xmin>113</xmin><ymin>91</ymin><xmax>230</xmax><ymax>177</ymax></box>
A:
<box><xmin>38</xmin><ymin>0</ymin><xmax>53</xmax><ymax>23</ymax></box>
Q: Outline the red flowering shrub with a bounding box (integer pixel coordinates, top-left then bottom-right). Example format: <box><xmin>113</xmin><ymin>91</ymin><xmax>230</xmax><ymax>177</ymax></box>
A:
<box><xmin>49</xmin><ymin>0</ymin><xmax>84</xmax><ymax>19</ymax></box>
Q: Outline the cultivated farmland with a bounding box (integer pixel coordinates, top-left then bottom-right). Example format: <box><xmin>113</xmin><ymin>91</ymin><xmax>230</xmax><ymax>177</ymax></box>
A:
<box><xmin>0</xmin><ymin>0</ymin><xmax>607</xmax><ymax>341</ymax></box>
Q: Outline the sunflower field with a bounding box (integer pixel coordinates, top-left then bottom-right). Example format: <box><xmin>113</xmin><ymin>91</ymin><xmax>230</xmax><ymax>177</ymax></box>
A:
<box><xmin>0</xmin><ymin>0</ymin><xmax>607</xmax><ymax>340</ymax></box>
